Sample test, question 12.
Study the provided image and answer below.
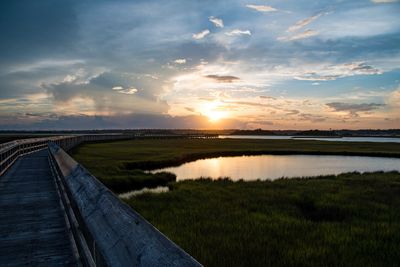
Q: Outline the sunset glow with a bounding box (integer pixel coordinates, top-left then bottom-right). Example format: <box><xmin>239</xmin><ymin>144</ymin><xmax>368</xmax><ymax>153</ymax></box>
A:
<box><xmin>201</xmin><ymin>102</ymin><xmax>230</xmax><ymax>122</ymax></box>
<box><xmin>0</xmin><ymin>1</ymin><xmax>399</xmax><ymax>130</ymax></box>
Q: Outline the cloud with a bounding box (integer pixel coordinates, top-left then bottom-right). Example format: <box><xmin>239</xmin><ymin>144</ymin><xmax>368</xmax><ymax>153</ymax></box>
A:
<box><xmin>7</xmin><ymin>59</ymin><xmax>85</xmax><ymax>74</ymax></box>
<box><xmin>192</xmin><ymin>29</ymin><xmax>210</xmax><ymax>40</ymax></box>
<box><xmin>0</xmin><ymin>113</ymin><xmax>246</xmax><ymax>130</ymax></box>
<box><xmin>246</xmin><ymin>4</ymin><xmax>277</xmax><ymax>12</ymax></box>
<box><xmin>294</xmin><ymin>75</ymin><xmax>339</xmax><ymax>81</ymax></box>
<box><xmin>222</xmin><ymin>100</ymin><xmax>274</xmax><ymax>108</ymax></box>
<box><xmin>294</xmin><ymin>62</ymin><xmax>382</xmax><ymax>81</ymax></box>
<box><xmin>288</xmin><ymin>13</ymin><xmax>325</xmax><ymax>32</ymax></box>
<box><xmin>225</xmin><ymin>29</ymin><xmax>252</xmax><ymax>36</ymax></box>
<box><xmin>113</xmin><ymin>87</ymin><xmax>138</xmax><ymax>95</ymax></box>
<box><xmin>326</xmin><ymin>102</ymin><xmax>384</xmax><ymax>116</ymax></box>
<box><xmin>349</xmin><ymin>62</ymin><xmax>381</xmax><ymax>74</ymax></box>
<box><xmin>248</xmin><ymin>120</ymin><xmax>274</xmax><ymax>126</ymax></box>
<box><xmin>371</xmin><ymin>0</ymin><xmax>398</xmax><ymax>3</ymax></box>
<box><xmin>185</xmin><ymin>107</ymin><xmax>196</xmax><ymax>112</ymax></box>
<box><xmin>209</xmin><ymin>16</ymin><xmax>224</xmax><ymax>28</ymax></box>
<box><xmin>205</xmin><ymin>75</ymin><xmax>240</xmax><ymax>83</ymax></box>
<box><xmin>43</xmin><ymin>72</ymin><xmax>168</xmax><ymax>115</ymax></box>
<box><xmin>298</xmin><ymin>113</ymin><xmax>326</xmax><ymax>122</ymax></box>
<box><xmin>174</xmin><ymin>59</ymin><xmax>186</xmax><ymax>64</ymax></box>
<box><xmin>285</xmin><ymin>109</ymin><xmax>300</xmax><ymax>115</ymax></box>
<box><xmin>260</xmin><ymin>96</ymin><xmax>277</xmax><ymax>100</ymax></box>
<box><xmin>1</xmin><ymin>1</ymin><xmax>399</xmax><ymax>130</ymax></box>
<box><xmin>278</xmin><ymin>29</ymin><xmax>319</xmax><ymax>41</ymax></box>
<box><xmin>387</xmin><ymin>89</ymin><xmax>400</xmax><ymax>109</ymax></box>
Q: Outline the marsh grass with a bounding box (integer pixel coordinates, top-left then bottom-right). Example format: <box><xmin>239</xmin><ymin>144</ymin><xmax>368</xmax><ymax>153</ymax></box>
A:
<box><xmin>71</xmin><ymin>138</ymin><xmax>400</xmax><ymax>192</ymax></box>
<box><xmin>71</xmin><ymin>139</ymin><xmax>400</xmax><ymax>265</ymax></box>
<box><xmin>128</xmin><ymin>172</ymin><xmax>400</xmax><ymax>267</ymax></box>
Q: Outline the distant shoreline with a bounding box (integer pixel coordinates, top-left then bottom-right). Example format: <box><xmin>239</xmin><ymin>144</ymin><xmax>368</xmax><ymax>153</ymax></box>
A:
<box><xmin>291</xmin><ymin>136</ymin><xmax>342</xmax><ymax>139</ymax></box>
<box><xmin>228</xmin><ymin>134</ymin><xmax>400</xmax><ymax>138</ymax></box>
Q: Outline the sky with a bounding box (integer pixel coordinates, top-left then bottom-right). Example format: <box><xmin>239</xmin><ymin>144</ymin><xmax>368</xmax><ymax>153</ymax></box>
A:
<box><xmin>0</xmin><ymin>0</ymin><xmax>399</xmax><ymax>130</ymax></box>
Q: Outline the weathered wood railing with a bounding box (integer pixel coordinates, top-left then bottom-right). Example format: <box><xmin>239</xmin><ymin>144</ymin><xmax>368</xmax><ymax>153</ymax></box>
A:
<box><xmin>0</xmin><ymin>134</ymin><xmax>130</xmax><ymax>176</ymax></box>
<box><xmin>0</xmin><ymin>135</ymin><xmax>201</xmax><ymax>266</ymax></box>
<box><xmin>0</xmin><ymin>133</ymin><xmax>218</xmax><ymax>176</ymax></box>
<box><xmin>48</xmin><ymin>142</ymin><xmax>201</xmax><ymax>266</ymax></box>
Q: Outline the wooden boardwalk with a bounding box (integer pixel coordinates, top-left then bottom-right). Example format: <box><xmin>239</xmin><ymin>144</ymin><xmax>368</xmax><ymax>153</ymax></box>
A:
<box><xmin>0</xmin><ymin>149</ymin><xmax>78</xmax><ymax>266</ymax></box>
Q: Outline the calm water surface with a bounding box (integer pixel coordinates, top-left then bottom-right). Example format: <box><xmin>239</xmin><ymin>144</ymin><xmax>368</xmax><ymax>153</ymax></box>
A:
<box><xmin>153</xmin><ymin>155</ymin><xmax>400</xmax><ymax>181</ymax></box>
<box><xmin>219</xmin><ymin>135</ymin><xmax>400</xmax><ymax>143</ymax></box>
<box><xmin>119</xmin><ymin>186</ymin><xmax>169</xmax><ymax>199</ymax></box>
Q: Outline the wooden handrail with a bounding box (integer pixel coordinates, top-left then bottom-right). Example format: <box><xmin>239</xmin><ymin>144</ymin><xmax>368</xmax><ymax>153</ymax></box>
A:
<box><xmin>48</xmin><ymin>142</ymin><xmax>202</xmax><ymax>267</ymax></box>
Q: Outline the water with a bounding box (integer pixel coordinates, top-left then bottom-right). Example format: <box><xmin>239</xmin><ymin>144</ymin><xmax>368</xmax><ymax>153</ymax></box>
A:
<box><xmin>152</xmin><ymin>155</ymin><xmax>400</xmax><ymax>181</ymax></box>
<box><xmin>119</xmin><ymin>186</ymin><xmax>169</xmax><ymax>199</ymax></box>
<box><xmin>219</xmin><ymin>135</ymin><xmax>400</xmax><ymax>143</ymax></box>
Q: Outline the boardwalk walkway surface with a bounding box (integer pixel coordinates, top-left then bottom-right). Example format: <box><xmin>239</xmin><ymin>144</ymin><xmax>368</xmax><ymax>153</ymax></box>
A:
<box><xmin>0</xmin><ymin>149</ymin><xmax>78</xmax><ymax>266</ymax></box>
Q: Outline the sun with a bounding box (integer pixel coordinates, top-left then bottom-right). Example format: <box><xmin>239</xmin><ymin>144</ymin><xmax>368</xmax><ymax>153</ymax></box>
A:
<box><xmin>201</xmin><ymin>101</ymin><xmax>229</xmax><ymax>122</ymax></box>
<box><xmin>205</xmin><ymin>110</ymin><xmax>226</xmax><ymax>122</ymax></box>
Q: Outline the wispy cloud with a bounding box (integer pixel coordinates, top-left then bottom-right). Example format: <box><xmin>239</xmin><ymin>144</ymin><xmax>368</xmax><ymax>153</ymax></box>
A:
<box><xmin>246</xmin><ymin>4</ymin><xmax>277</xmax><ymax>12</ymax></box>
<box><xmin>174</xmin><ymin>59</ymin><xmax>186</xmax><ymax>64</ymax></box>
<box><xmin>278</xmin><ymin>29</ymin><xmax>319</xmax><ymax>41</ymax></box>
<box><xmin>112</xmin><ymin>86</ymin><xmax>138</xmax><ymax>95</ymax></box>
<box><xmin>387</xmin><ymin>88</ymin><xmax>400</xmax><ymax>110</ymax></box>
<box><xmin>295</xmin><ymin>62</ymin><xmax>382</xmax><ymax>81</ymax></box>
<box><xmin>205</xmin><ymin>75</ymin><xmax>240</xmax><ymax>83</ymax></box>
<box><xmin>192</xmin><ymin>29</ymin><xmax>210</xmax><ymax>40</ymax></box>
<box><xmin>294</xmin><ymin>75</ymin><xmax>338</xmax><ymax>81</ymax></box>
<box><xmin>222</xmin><ymin>100</ymin><xmax>274</xmax><ymax>108</ymax></box>
<box><xmin>285</xmin><ymin>109</ymin><xmax>300</xmax><ymax>115</ymax></box>
<box><xmin>185</xmin><ymin>107</ymin><xmax>196</xmax><ymax>112</ymax></box>
<box><xmin>288</xmin><ymin>13</ymin><xmax>325</xmax><ymax>32</ymax></box>
<box><xmin>225</xmin><ymin>29</ymin><xmax>252</xmax><ymax>36</ymax></box>
<box><xmin>260</xmin><ymin>96</ymin><xmax>277</xmax><ymax>100</ymax></box>
<box><xmin>7</xmin><ymin>59</ymin><xmax>85</xmax><ymax>74</ymax></box>
<box><xmin>371</xmin><ymin>0</ymin><xmax>398</xmax><ymax>3</ymax></box>
<box><xmin>298</xmin><ymin>113</ymin><xmax>326</xmax><ymax>122</ymax></box>
<box><xmin>209</xmin><ymin>16</ymin><xmax>224</xmax><ymax>28</ymax></box>
<box><xmin>326</xmin><ymin>102</ymin><xmax>384</xmax><ymax>117</ymax></box>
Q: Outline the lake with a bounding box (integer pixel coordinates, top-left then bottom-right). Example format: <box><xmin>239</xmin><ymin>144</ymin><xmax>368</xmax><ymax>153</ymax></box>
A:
<box><xmin>152</xmin><ymin>155</ymin><xmax>400</xmax><ymax>181</ymax></box>
<box><xmin>219</xmin><ymin>135</ymin><xmax>400</xmax><ymax>143</ymax></box>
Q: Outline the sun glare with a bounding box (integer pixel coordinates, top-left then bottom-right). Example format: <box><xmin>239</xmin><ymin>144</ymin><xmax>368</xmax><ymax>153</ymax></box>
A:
<box><xmin>205</xmin><ymin>110</ymin><xmax>225</xmax><ymax>122</ymax></box>
<box><xmin>202</xmin><ymin>102</ymin><xmax>229</xmax><ymax>122</ymax></box>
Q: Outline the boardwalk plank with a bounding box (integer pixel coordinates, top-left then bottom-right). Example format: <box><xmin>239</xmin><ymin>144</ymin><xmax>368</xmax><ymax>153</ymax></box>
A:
<box><xmin>0</xmin><ymin>149</ymin><xmax>79</xmax><ymax>266</ymax></box>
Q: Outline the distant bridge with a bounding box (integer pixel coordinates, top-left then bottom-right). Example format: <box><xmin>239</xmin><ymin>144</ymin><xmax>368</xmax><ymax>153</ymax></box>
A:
<box><xmin>0</xmin><ymin>135</ymin><xmax>202</xmax><ymax>266</ymax></box>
